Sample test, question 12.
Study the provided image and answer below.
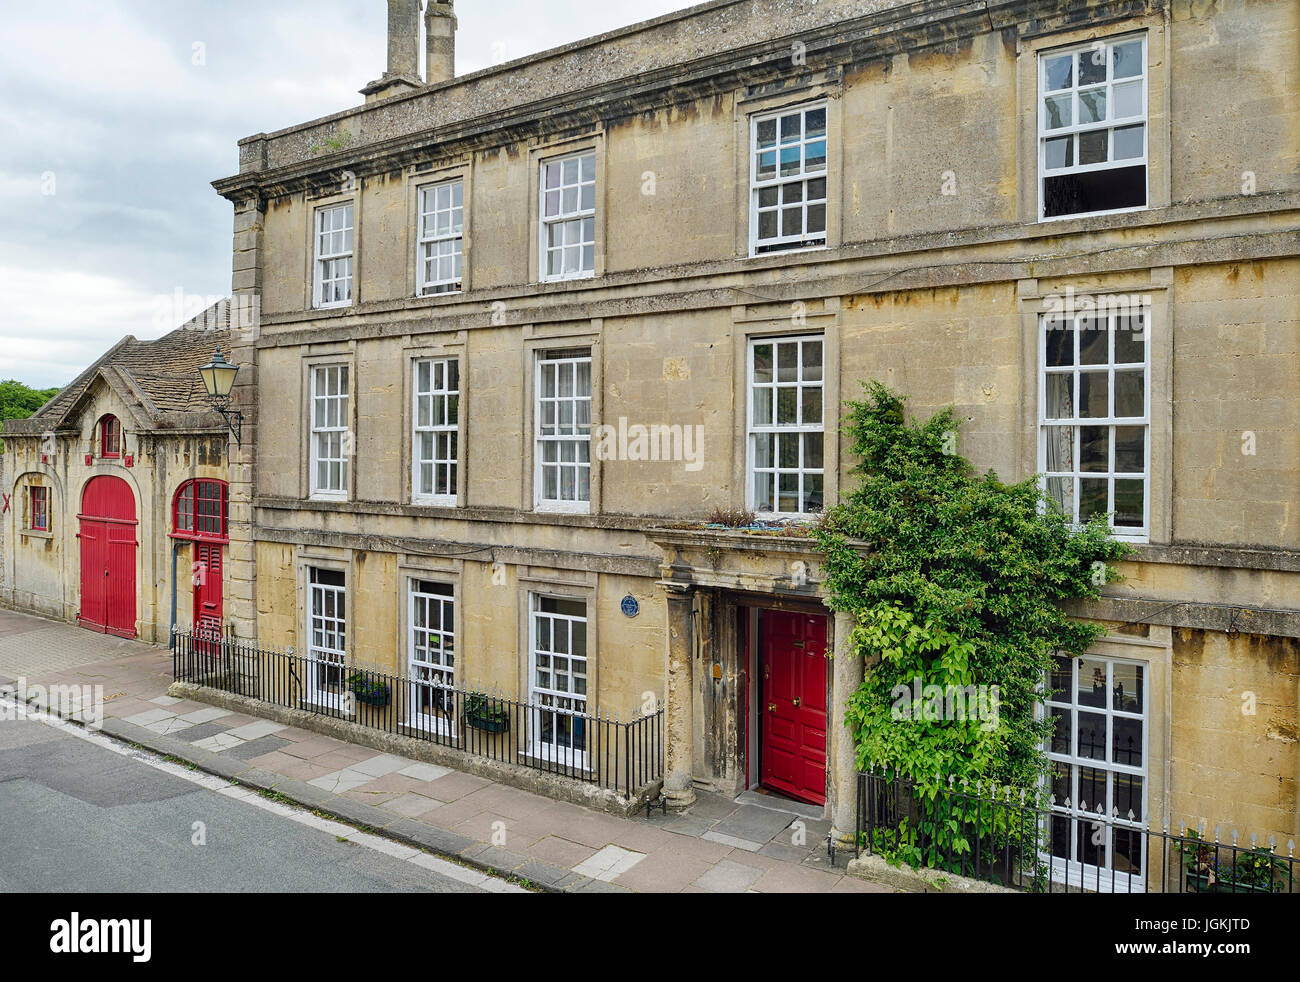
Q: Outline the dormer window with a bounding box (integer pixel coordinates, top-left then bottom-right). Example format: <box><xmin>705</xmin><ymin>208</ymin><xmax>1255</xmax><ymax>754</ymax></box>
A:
<box><xmin>100</xmin><ymin>415</ymin><xmax>121</xmax><ymax>458</ymax></box>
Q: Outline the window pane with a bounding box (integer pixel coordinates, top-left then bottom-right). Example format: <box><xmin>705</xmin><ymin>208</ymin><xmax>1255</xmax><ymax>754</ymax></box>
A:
<box><xmin>1078</xmin><ymin>658</ymin><xmax>1107</xmax><ymax>706</ymax></box>
<box><xmin>801</xmin><ymin>386</ymin><xmax>822</xmax><ymax>425</ymax></box>
<box><xmin>1046</xmin><ymin>476</ymin><xmax>1073</xmax><ymax>515</ymax></box>
<box><xmin>1077</xmin><ymin>712</ymin><xmax>1106</xmax><ymax>760</ymax></box>
<box><xmin>1045</xmin><ymin>136</ymin><xmax>1073</xmax><ymax>169</ymax></box>
<box><xmin>1114</xmin><ymin>426</ymin><xmax>1144</xmax><ymax>472</ymax></box>
<box><xmin>1078</xmin><ymin>89</ymin><xmax>1107</xmax><ymax>125</ymax></box>
<box><xmin>1078</xmin><ymin>49</ymin><xmax>1107</xmax><ymax>86</ymax></box>
<box><xmin>1114</xmin><ymin>317</ymin><xmax>1145</xmax><ymax>363</ymax></box>
<box><xmin>1079</xmin><ymin>426</ymin><xmax>1108</xmax><ymax>471</ymax></box>
<box><xmin>1078</xmin><ymin>372</ymin><xmax>1108</xmax><ymax>418</ymax></box>
<box><xmin>1114</xmin><ymin>371</ymin><xmax>1144</xmax><ymax>417</ymax></box>
<box><xmin>776</xmin><ymin>388</ymin><xmax>797</xmax><ymax>424</ymax></box>
<box><xmin>1114</xmin><ymin>479</ymin><xmax>1144</xmax><ymax>528</ymax></box>
<box><xmin>1112</xmin><ymin>662</ymin><xmax>1144</xmax><ymax>713</ymax></box>
<box><xmin>1079</xmin><ymin>318</ymin><xmax>1108</xmax><ymax>363</ymax></box>
<box><xmin>1114</xmin><ymin>125</ymin><xmax>1144</xmax><ymax>160</ymax></box>
<box><xmin>753</xmin><ymin>344</ymin><xmax>773</xmax><ymax>383</ymax></box>
<box><xmin>803</xmin><ymin>433</ymin><xmax>823</xmax><ymax>470</ymax></box>
<box><xmin>1113</xmin><ymin>41</ymin><xmax>1143</xmax><ymax>79</ymax></box>
<box><xmin>1079</xmin><ymin>478</ymin><xmax>1109</xmax><ymax>521</ymax></box>
<box><xmin>802</xmin><ymin>342</ymin><xmax>823</xmax><ymax>381</ymax></box>
<box><xmin>753</xmin><ymin>387</ymin><xmax>773</xmax><ymax>427</ymax></box>
<box><xmin>1079</xmin><ymin>129</ymin><xmax>1109</xmax><ymax>165</ymax></box>
<box><xmin>1045</xmin><ymin>373</ymin><xmax>1074</xmax><ymax>419</ymax></box>
<box><xmin>1044</xmin><ymin>54</ymin><xmax>1073</xmax><ymax>90</ymax></box>
<box><xmin>1113</xmin><ymin>715</ymin><xmax>1142</xmax><ymax>767</ymax></box>
<box><xmin>1045</xmin><ymin>321</ymin><xmax>1075</xmax><ymax>366</ymax></box>
<box><xmin>777</xmin><ymin>344</ymin><xmax>799</xmax><ymax>382</ymax></box>
<box><xmin>1044</xmin><ymin>94</ymin><xmax>1072</xmax><ymax>129</ymax></box>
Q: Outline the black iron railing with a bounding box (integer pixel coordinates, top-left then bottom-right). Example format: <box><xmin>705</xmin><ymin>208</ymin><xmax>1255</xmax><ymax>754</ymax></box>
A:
<box><xmin>856</xmin><ymin>770</ymin><xmax>1298</xmax><ymax>894</ymax></box>
<box><xmin>173</xmin><ymin>628</ymin><xmax>664</xmax><ymax>800</ymax></box>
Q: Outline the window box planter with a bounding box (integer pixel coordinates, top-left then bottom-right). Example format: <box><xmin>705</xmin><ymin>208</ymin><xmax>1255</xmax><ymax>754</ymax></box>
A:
<box><xmin>465</xmin><ymin>694</ymin><xmax>510</xmax><ymax>733</ymax></box>
<box><xmin>1186</xmin><ymin>872</ymin><xmax>1275</xmax><ymax>895</ymax></box>
<box><xmin>346</xmin><ymin>674</ymin><xmax>391</xmax><ymax>708</ymax></box>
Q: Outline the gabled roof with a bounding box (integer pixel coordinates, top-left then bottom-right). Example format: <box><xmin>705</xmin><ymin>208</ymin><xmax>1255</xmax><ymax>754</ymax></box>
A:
<box><xmin>6</xmin><ymin>300</ymin><xmax>233</xmax><ymax>437</ymax></box>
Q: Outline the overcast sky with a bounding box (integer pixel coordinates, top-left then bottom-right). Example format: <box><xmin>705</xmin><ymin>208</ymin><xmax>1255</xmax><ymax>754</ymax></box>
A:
<box><xmin>0</xmin><ymin>0</ymin><xmax>700</xmax><ymax>389</ymax></box>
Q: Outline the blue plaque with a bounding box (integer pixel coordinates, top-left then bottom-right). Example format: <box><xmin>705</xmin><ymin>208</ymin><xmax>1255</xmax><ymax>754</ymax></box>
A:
<box><xmin>620</xmin><ymin>594</ymin><xmax>640</xmax><ymax>618</ymax></box>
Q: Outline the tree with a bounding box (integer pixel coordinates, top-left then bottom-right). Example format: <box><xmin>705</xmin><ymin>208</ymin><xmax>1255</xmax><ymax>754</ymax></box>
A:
<box><xmin>0</xmin><ymin>379</ymin><xmax>61</xmax><ymax>452</ymax></box>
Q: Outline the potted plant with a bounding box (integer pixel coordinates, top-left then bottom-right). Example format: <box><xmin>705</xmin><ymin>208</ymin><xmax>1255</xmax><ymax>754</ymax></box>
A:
<box><xmin>1181</xmin><ymin>829</ymin><xmax>1219</xmax><ymax>893</ymax></box>
<box><xmin>346</xmin><ymin>672</ymin><xmax>391</xmax><ymax>708</ymax></box>
<box><xmin>465</xmin><ymin>692</ymin><xmax>510</xmax><ymax>733</ymax></box>
<box><xmin>1219</xmin><ymin>848</ymin><xmax>1284</xmax><ymax>894</ymax></box>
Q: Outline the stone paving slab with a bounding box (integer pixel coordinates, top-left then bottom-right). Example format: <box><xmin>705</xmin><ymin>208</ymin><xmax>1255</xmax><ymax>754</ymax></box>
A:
<box><xmin>0</xmin><ymin>605</ymin><xmax>883</xmax><ymax>894</ymax></box>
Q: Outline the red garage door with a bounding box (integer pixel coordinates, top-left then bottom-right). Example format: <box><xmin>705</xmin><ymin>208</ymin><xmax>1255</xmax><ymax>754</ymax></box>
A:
<box><xmin>78</xmin><ymin>476</ymin><xmax>137</xmax><ymax>638</ymax></box>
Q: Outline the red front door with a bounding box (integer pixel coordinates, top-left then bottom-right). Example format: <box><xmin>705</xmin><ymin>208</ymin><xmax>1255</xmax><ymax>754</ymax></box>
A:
<box><xmin>760</xmin><ymin>609</ymin><xmax>828</xmax><ymax>805</ymax></box>
<box><xmin>78</xmin><ymin>476</ymin><xmax>137</xmax><ymax>638</ymax></box>
<box><xmin>193</xmin><ymin>542</ymin><xmax>223</xmax><ymax>637</ymax></box>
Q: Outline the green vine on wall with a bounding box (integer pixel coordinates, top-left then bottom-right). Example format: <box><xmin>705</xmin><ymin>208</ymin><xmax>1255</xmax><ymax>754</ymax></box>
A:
<box><xmin>813</xmin><ymin>382</ymin><xmax>1131</xmax><ymax>870</ymax></box>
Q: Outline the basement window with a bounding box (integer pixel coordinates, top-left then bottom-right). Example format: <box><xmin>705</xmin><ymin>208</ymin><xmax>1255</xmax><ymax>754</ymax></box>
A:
<box><xmin>1039</xmin><ymin>35</ymin><xmax>1148</xmax><ymax>220</ymax></box>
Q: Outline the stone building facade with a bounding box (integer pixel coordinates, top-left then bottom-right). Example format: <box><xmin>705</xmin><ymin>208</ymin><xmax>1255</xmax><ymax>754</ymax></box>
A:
<box><xmin>0</xmin><ymin>304</ymin><xmax>233</xmax><ymax>644</ymax></box>
<box><xmin>213</xmin><ymin>0</ymin><xmax>1299</xmax><ymax>868</ymax></box>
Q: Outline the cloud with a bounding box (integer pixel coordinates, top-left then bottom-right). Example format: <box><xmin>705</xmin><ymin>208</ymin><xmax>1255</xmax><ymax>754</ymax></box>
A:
<box><xmin>1</xmin><ymin>0</ymin><xmax>700</xmax><ymax>388</ymax></box>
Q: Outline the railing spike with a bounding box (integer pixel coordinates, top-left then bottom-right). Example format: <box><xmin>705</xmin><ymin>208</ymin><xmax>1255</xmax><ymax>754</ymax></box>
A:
<box><xmin>1231</xmin><ymin>828</ymin><xmax>1239</xmax><ymax>846</ymax></box>
<box><xmin>1288</xmin><ymin>839</ymin><xmax>1295</xmax><ymax>858</ymax></box>
<box><xmin>1213</xmin><ymin>825</ymin><xmax>1221</xmax><ymax>844</ymax></box>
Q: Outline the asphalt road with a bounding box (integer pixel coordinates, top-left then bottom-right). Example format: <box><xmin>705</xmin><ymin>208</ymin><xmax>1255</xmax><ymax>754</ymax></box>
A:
<box><xmin>0</xmin><ymin>716</ymin><xmax>507</xmax><ymax>893</ymax></box>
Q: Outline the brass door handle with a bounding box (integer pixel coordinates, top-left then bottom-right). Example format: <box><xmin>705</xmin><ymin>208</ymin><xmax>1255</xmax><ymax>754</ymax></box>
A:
<box><xmin>767</xmin><ymin>703</ymin><xmax>777</xmax><ymax>712</ymax></box>
<box><xmin>792</xmin><ymin>697</ymin><xmax>802</xmax><ymax>708</ymax></box>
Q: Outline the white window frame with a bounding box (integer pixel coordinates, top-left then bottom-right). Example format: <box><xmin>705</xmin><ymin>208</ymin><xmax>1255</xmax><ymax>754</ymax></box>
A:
<box><xmin>310</xmin><ymin>365</ymin><xmax>350</xmax><ymax>500</ymax></box>
<box><xmin>313</xmin><ymin>203</ymin><xmax>354</xmax><ymax>308</ymax></box>
<box><xmin>749</xmin><ymin>101</ymin><xmax>829</xmax><ymax>257</ymax></box>
<box><xmin>534</xmin><ymin>349</ymin><xmax>592</xmax><ymax>514</ymax></box>
<box><xmin>306</xmin><ymin>568</ymin><xmax>348</xmax><ymax>712</ymax></box>
<box><xmin>416</xmin><ymin>180</ymin><xmax>464</xmax><ymax>296</ymax></box>
<box><xmin>1037</xmin><ymin>309</ymin><xmax>1150</xmax><ymax>541</ymax></box>
<box><xmin>1043</xmin><ymin>654</ymin><xmax>1149</xmax><ymax>893</ymax></box>
<box><xmin>539</xmin><ymin>152</ymin><xmax>596</xmax><ymax>282</ymax></box>
<box><xmin>1038</xmin><ymin>34</ymin><xmax>1148</xmax><ymax>222</ymax></box>
<box><xmin>412</xmin><ymin>358</ymin><xmax>459</xmax><ymax>507</ymax></box>
<box><xmin>407</xmin><ymin>579</ymin><xmax>456</xmax><ymax>735</ymax></box>
<box><xmin>527</xmin><ymin>593</ymin><xmax>590</xmax><ymax>771</ymax></box>
<box><xmin>746</xmin><ymin>335</ymin><xmax>825</xmax><ymax>518</ymax></box>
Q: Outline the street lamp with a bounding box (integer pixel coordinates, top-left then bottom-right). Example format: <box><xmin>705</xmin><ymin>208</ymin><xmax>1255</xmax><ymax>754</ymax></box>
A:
<box><xmin>198</xmin><ymin>348</ymin><xmax>243</xmax><ymax>446</ymax></box>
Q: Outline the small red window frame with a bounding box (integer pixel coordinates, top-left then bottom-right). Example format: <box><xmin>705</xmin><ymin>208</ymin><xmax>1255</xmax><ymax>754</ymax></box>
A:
<box><xmin>29</xmin><ymin>486</ymin><xmax>49</xmax><ymax>532</ymax></box>
<box><xmin>172</xmin><ymin>479</ymin><xmax>229</xmax><ymax>543</ymax></box>
<box><xmin>100</xmin><ymin>415</ymin><xmax>122</xmax><ymax>459</ymax></box>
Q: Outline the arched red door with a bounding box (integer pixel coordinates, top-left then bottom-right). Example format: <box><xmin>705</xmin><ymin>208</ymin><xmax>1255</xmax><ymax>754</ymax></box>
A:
<box><xmin>79</xmin><ymin>476</ymin><xmax>137</xmax><ymax>638</ymax></box>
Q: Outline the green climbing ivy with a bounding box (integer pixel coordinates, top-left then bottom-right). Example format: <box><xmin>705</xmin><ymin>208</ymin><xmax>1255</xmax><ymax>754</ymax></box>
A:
<box><xmin>813</xmin><ymin>382</ymin><xmax>1131</xmax><ymax>872</ymax></box>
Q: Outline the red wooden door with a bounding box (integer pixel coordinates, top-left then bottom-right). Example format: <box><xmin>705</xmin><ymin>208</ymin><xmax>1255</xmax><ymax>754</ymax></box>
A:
<box><xmin>193</xmin><ymin>542</ymin><xmax>224</xmax><ymax>637</ymax></box>
<box><xmin>760</xmin><ymin>610</ymin><xmax>828</xmax><ymax>805</ymax></box>
<box><xmin>78</xmin><ymin>476</ymin><xmax>137</xmax><ymax>638</ymax></box>
<box><xmin>78</xmin><ymin>520</ymin><xmax>108</xmax><ymax>631</ymax></box>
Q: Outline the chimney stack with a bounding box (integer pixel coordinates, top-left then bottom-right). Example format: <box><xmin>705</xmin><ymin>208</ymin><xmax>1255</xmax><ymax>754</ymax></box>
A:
<box><xmin>387</xmin><ymin>0</ymin><xmax>421</xmax><ymax>79</ymax></box>
<box><xmin>425</xmin><ymin>0</ymin><xmax>456</xmax><ymax>85</ymax></box>
<box><xmin>362</xmin><ymin>0</ymin><xmax>423</xmax><ymax>102</ymax></box>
